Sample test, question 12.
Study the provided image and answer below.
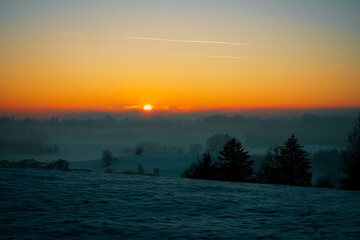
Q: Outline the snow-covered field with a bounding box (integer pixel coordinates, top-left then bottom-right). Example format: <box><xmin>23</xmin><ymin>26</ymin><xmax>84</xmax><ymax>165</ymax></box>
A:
<box><xmin>1</xmin><ymin>168</ymin><xmax>360</xmax><ymax>239</ymax></box>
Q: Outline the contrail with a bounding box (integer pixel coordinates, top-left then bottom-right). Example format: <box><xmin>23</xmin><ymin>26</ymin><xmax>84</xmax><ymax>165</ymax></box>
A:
<box><xmin>162</xmin><ymin>53</ymin><xmax>248</xmax><ymax>60</ymax></box>
<box><xmin>116</xmin><ymin>36</ymin><xmax>257</xmax><ymax>46</ymax></box>
<box><xmin>1</xmin><ymin>27</ymin><xmax>259</xmax><ymax>46</ymax></box>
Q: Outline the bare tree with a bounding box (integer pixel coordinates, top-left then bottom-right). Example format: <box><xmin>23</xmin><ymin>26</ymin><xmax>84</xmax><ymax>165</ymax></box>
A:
<box><xmin>102</xmin><ymin>149</ymin><xmax>113</xmax><ymax>167</ymax></box>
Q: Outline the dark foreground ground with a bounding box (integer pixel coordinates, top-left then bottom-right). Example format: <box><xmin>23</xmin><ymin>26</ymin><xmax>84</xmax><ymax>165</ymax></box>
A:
<box><xmin>1</xmin><ymin>168</ymin><xmax>360</xmax><ymax>239</ymax></box>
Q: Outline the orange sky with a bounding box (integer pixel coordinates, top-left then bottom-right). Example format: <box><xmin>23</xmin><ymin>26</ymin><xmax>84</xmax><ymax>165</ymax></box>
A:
<box><xmin>0</xmin><ymin>1</ymin><xmax>359</xmax><ymax>116</ymax></box>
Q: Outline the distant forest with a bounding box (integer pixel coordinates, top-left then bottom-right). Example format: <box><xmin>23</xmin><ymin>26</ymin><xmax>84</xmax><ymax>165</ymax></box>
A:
<box><xmin>0</xmin><ymin>114</ymin><xmax>356</xmax><ymax>148</ymax></box>
<box><xmin>0</xmin><ymin>113</ymin><xmax>355</xmax><ymax>128</ymax></box>
<box><xmin>0</xmin><ymin>140</ymin><xmax>59</xmax><ymax>155</ymax></box>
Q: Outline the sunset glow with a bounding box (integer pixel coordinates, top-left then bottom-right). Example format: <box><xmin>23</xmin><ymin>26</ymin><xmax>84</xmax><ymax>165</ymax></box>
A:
<box><xmin>144</xmin><ymin>105</ymin><xmax>152</xmax><ymax>111</ymax></box>
<box><xmin>0</xmin><ymin>0</ymin><xmax>359</xmax><ymax>117</ymax></box>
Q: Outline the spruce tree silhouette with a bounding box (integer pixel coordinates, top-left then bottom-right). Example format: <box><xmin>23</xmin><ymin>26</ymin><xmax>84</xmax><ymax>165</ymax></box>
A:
<box><xmin>341</xmin><ymin>114</ymin><xmax>360</xmax><ymax>190</ymax></box>
<box><xmin>280</xmin><ymin>134</ymin><xmax>312</xmax><ymax>186</ymax></box>
<box><xmin>217</xmin><ymin>138</ymin><xmax>253</xmax><ymax>182</ymax></box>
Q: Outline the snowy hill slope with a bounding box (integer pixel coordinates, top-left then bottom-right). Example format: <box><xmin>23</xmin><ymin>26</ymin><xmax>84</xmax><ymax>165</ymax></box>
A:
<box><xmin>1</xmin><ymin>168</ymin><xmax>360</xmax><ymax>239</ymax></box>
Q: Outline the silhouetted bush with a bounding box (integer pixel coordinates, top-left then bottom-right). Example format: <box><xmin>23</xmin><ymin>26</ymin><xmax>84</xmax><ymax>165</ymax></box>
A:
<box><xmin>341</xmin><ymin>114</ymin><xmax>360</xmax><ymax>190</ymax></box>
<box><xmin>45</xmin><ymin>159</ymin><xmax>69</xmax><ymax>170</ymax></box>
<box><xmin>0</xmin><ymin>159</ymin><xmax>69</xmax><ymax>170</ymax></box>
<box><xmin>182</xmin><ymin>151</ymin><xmax>215</xmax><ymax>180</ymax></box>
<box><xmin>216</xmin><ymin>138</ymin><xmax>253</xmax><ymax>182</ymax></box>
<box><xmin>17</xmin><ymin>159</ymin><xmax>41</xmax><ymax>168</ymax></box>
<box><xmin>315</xmin><ymin>173</ymin><xmax>340</xmax><ymax>188</ymax></box>
<box><xmin>0</xmin><ymin>160</ymin><xmax>17</xmax><ymax>168</ymax></box>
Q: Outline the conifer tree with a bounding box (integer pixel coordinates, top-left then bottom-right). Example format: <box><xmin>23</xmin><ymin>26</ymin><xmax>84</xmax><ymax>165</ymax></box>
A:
<box><xmin>217</xmin><ymin>138</ymin><xmax>253</xmax><ymax>182</ymax></box>
<box><xmin>280</xmin><ymin>134</ymin><xmax>312</xmax><ymax>186</ymax></box>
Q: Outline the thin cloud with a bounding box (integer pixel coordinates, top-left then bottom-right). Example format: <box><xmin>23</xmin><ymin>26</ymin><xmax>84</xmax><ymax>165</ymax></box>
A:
<box><xmin>123</xmin><ymin>105</ymin><xmax>142</xmax><ymax>110</ymax></box>
<box><xmin>1</xmin><ymin>27</ymin><xmax>259</xmax><ymax>47</ymax></box>
<box><xmin>117</xmin><ymin>36</ymin><xmax>257</xmax><ymax>46</ymax></box>
<box><xmin>162</xmin><ymin>53</ymin><xmax>248</xmax><ymax>60</ymax></box>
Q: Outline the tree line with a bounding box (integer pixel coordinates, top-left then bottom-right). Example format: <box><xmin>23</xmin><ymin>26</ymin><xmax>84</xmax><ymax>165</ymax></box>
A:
<box><xmin>183</xmin><ymin>134</ymin><xmax>312</xmax><ymax>186</ymax></box>
<box><xmin>0</xmin><ymin>158</ymin><xmax>69</xmax><ymax>170</ymax></box>
<box><xmin>0</xmin><ymin>140</ymin><xmax>60</xmax><ymax>154</ymax></box>
<box><xmin>183</xmin><ymin>114</ymin><xmax>360</xmax><ymax>190</ymax></box>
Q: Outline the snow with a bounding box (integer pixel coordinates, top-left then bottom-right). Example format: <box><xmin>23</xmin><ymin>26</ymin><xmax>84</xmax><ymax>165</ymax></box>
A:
<box><xmin>1</xmin><ymin>168</ymin><xmax>360</xmax><ymax>239</ymax></box>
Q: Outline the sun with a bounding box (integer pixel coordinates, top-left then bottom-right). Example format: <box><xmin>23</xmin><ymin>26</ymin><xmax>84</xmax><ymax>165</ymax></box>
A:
<box><xmin>143</xmin><ymin>105</ymin><xmax>152</xmax><ymax>111</ymax></box>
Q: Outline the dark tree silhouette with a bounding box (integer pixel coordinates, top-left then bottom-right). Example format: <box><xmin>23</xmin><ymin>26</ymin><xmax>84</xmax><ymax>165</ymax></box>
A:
<box><xmin>137</xmin><ymin>163</ymin><xmax>144</xmax><ymax>174</ymax></box>
<box><xmin>314</xmin><ymin>173</ymin><xmax>339</xmax><ymax>188</ymax></box>
<box><xmin>182</xmin><ymin>151</ymin><xmax>215</xmax><ymax>180</ymax></box>
<box><xmin>280</xmin><ymin>134</ymin><xmax>312</xmax><ymax>186</ymax></box>
<box><xmin>102</xmin><ymin>149</ymin><xmax>113</xmax><ymax>167</ymax></box>
<box><xmin>217</xmin><ymin>138</ymin><xmax>253</xmax><ymax>182</ymax></box>
<box><xmin>53</xmin><ymin>159</ymin><xmax>69</xmax><ymax>170</ymax></box>
<box><xmin>45</xmin><ymin>159</ymin><xmax>69</xmax><ymax>170</ymax></box>
<box><xmin>341</xmin><ymin>114</ymin><xmax>360</xmax><ymax>190</ymax></box>
<box><xmin>257</xmin><ymin>147</ymin><xmax>282</xmax><ymax>184</ymax></box>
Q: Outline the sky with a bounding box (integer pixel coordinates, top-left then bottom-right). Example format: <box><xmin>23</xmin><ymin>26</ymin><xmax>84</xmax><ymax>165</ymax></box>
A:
<box><xmin>0</xmin><ymin>0</ymin><xmax>359</xmax><ymax>117</ymax></box>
